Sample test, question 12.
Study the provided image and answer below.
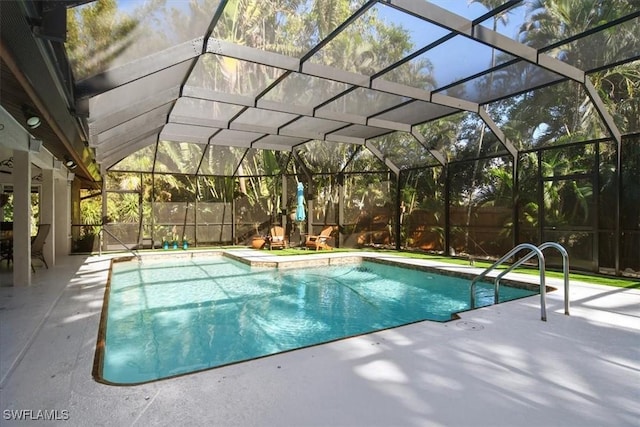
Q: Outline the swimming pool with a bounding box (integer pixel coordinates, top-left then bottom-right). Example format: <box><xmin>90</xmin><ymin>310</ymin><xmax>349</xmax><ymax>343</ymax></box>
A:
<box><xmin>96</xmin><ymin>254</ymin><xmax>536</xmax><ymax>385</ymax></box>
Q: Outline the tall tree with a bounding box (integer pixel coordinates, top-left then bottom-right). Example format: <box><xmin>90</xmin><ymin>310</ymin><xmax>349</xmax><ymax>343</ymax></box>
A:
<box><xmin>66</xmin><ymin>0</ymin><xmax>138</xmax><ymax>79</ymax></box>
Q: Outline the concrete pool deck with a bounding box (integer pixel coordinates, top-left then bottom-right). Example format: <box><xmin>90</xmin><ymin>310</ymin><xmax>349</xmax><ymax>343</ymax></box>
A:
<box><xmin>0</xmin><ymin>250</ymin><xmax>638</xmax><ymax>426</ymax></box>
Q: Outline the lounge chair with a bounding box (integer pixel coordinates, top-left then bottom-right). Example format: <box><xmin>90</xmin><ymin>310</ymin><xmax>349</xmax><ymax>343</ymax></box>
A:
<box><xmin>31</xmin><ymin>224</ymin><xmax>50</xmax><ymax>272</ymax></box>
<box><xmin>305</xmin><ymin>226</ymin><xmax>334</xmax><ymax>251</ymax></box>
<box><xmin>269</xmin><ymin>226</ymin><xmax>287</xmax><ymax>250</ymax></box>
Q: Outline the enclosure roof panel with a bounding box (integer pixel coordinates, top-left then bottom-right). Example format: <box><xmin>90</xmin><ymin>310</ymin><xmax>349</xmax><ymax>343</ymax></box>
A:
<box><xmin>61</xmin><ymin>0</ymin><xmax>636</xmax><ymax>175</ymax></box>
<box><xmin>307</xmin><ymin>2</ymin><xmax>450</xmax><ymax>76</ymax></box>
<box><xmin>209</xmin><ymin>129</ymin><xmax>265</xmax><ymax>148</ymax></box>
<box><xmin>160</xmin><ymin>122</ymin><xmax>218</xmax><ymax>145</ymax></box>
<box><xmin>211</xmin><ymin>0</ymin><xmax>369</xmax><ymax>58</ymax></box>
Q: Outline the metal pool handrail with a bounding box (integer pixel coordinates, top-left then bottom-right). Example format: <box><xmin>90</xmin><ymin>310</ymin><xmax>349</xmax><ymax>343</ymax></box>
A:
<box><xmin>470</xmin><ymin>243</ymin><xmax>547</xmax><ymax>321</ymax></box>
<box><xmin>98</xmin><ymin>226</ymin><xmax>141</xmax><ymax>261</ymax></box>
<box><xmin>494</xmin><ymin>242</ymin><xmax>570</xmax><ymax>316</ymax></box>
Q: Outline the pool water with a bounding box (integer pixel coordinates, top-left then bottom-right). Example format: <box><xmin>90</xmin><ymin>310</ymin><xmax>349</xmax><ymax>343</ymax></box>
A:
<box><xmin>99</xmin><ymin>256</ymin><xmax>536</xmax><ymax>384</ymax></box>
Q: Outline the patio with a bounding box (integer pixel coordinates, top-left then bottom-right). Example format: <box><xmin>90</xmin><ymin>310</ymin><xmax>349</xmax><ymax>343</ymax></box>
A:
<box><xmin>0</xmin><ymin>1</ymin><xmax>639</xmax><ymax>425</ymax></box>
<box><xmin>1</xmin><ymin>251</ymin><xmax>638</xmax><ymax>426</ymax></box>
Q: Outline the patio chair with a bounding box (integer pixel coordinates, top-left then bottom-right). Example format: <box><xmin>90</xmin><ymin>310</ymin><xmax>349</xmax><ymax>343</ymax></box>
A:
<box><xmin>0</xmin><ymin>222</ymin><xmax>13</xmax><ymax>265</ymax></box>
<box><xmin>305</xmin><ymin>226</ymin><xmax>334</xmax><ymax>251</ymax></box>
<box><xmin>31</xmin><ymin>224</ymin><xmax>50</xmax><ymax>272</ymax></box>
<box><xmin>269</xmin><ymin>226</ymin><xmax>287</xmax><ymax>250</ymax></box>
<box><xmin>0</xmin><ymin>240</ymin><xmax>12</xmax><ymax>265</ymax></box>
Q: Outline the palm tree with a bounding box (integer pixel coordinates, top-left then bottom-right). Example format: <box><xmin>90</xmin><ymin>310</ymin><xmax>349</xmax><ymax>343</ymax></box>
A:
<box><xmin>520</xmin><ymin>0</ymin><xmax>639</xmax><ymax>137</ymax></box>
<box><xmin>463</xmin><ymin>0</ymin><xmax>515</xmax><ymax>253</ymax></box>
<box><xmin>66</xmin><ymin>0</ymin><xmax>139</xmax><ymax>79</ymax></box>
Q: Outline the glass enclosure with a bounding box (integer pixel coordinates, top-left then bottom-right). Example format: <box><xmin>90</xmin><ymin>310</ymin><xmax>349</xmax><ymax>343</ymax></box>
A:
<box><xmin>74</xmin><ymin>133</ymin><xmax>639</xmax><ymax>275</ymax></box>
<box><xmin>64</xmin><ymin>0</ymin><xmax>639</xmax><ymax>276</ymax></box>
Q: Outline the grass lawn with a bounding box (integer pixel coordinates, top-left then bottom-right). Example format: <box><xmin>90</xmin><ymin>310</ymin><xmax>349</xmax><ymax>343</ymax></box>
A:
<box><xmin>261</xmin><ymin>247</ymin><xmax>640</xmax><ymax>289</ymax></box>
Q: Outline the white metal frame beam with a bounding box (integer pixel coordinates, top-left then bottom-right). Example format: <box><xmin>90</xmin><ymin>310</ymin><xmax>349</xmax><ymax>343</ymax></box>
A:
<box><xmin>76</xmin><ymin>38</ymin><xmax>204</xmax><ymax>99</ymax></box>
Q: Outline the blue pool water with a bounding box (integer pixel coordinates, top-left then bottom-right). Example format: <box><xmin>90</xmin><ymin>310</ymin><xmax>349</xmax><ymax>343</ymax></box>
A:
<box><xmin>99</xmin><ymin>256</ymin><xmax>536</xmax><ymax>384</ymax></box>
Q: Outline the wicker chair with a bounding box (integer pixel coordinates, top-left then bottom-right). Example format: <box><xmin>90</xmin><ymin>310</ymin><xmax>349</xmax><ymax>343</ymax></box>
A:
<box><xmin>31</xmin><ymin>224</ymin><xmax>50</xmax><ymax>272</ymax></box>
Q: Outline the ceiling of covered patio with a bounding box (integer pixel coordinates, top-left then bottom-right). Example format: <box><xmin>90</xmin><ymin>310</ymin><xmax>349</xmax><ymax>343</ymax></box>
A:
<box><xmin>2</xmin><ymin>0</ymin><xmax>639</xmax><ymax>181</ymax></box>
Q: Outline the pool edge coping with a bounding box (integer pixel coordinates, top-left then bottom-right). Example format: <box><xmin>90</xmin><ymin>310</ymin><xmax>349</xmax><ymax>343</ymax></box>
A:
<box><xmin>108</xmin><ymin>249</ymin><xmax>551</xmax><ymax>292</ymax></box>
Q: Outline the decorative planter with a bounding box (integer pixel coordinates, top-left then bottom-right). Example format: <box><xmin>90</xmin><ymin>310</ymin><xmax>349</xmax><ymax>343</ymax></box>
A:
<box><xmin>251</xmin><ymin>237</ymin><xmax>266</xmax><ymax>249</ymax></box>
